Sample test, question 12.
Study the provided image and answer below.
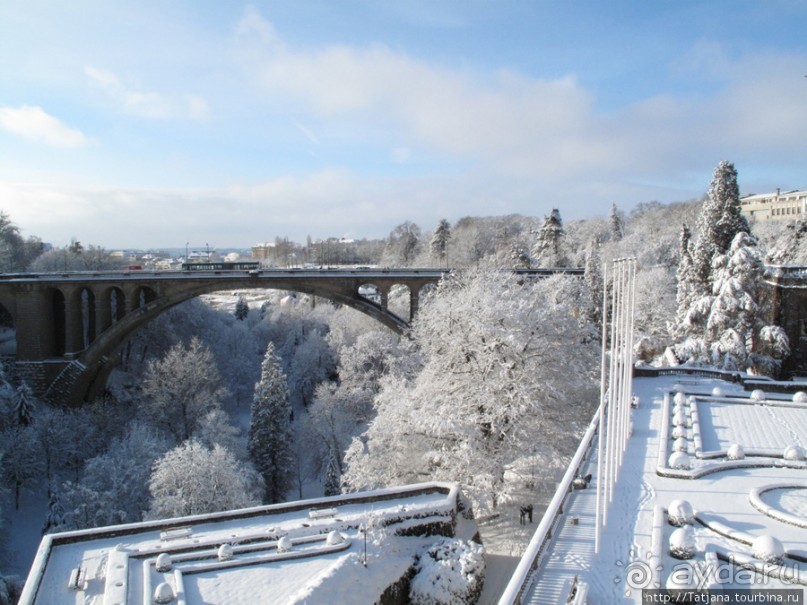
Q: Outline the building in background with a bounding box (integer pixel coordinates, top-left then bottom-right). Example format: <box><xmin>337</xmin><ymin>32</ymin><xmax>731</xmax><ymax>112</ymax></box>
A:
<box><xmin>741</xmin><ymin>189</ymin><xmax>807</xmax><ymax>223</ymax></box>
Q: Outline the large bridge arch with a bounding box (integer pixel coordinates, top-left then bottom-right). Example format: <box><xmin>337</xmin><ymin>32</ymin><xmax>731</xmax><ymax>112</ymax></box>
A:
<box><xmin>63</xmin><ymin>277</ymin><xmax>419</xmax><ymax>404</ymax></box>
<box><xmin>0</xmin><ymin>268</ymin><xmax>580</xmax><ymax>404</ymax></box>
<box><xmin>0</xmin><ymin>270</ymin><xmax>443</xmax><ymax>404</ymax></box>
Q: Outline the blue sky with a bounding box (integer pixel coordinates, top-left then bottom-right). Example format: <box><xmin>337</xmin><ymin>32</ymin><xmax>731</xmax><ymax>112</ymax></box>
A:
<box><xmin>1</xmin><ymin>1</ymin><xmax>805</xmax><ymax>249</ymax></box>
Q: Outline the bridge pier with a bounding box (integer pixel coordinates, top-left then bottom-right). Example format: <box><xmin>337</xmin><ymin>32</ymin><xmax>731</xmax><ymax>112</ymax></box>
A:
<box><xmin>63</xmin><ymin>286</ymin><xmax>86</xmax><ymax>358</ymax></box>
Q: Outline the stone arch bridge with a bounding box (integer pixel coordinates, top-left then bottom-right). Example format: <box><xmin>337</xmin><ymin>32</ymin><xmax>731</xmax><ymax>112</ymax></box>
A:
<box><xmin>0</xmin><ymin>267</ymin><xmax>581</xmax><ymax>405</ymax></box>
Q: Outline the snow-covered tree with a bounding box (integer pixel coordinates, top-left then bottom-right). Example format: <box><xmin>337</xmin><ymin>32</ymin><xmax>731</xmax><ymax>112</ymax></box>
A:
<box><xmin>343</xmin><ymin>266</ymin><xmax>599</xmax><ymax>510</ymax></box>
<box><xmin>61</xmin><ymin>422</ymin><xmax>170</xmax><ymax>529</ymax></box>
<box><xmin>609</xmin><ymin>203</ymin><xmax>624</xmax><ymax>241</ymax></box>
<box><xmin>248</xmin><ymin>343</ymin><xmax>295</xmax><ymax>503</ymax></box>
<box><xmin>531</xmin><ymin>209</ymin><xmax>568</xmax><ymax>268</ymax></box>
<box><xmin>141</xmin><ymin>337</ymin><xmax>228</xmax><ymax>443</ymax></box>
<box><xmin>234</xmin><ymin>295</ymin><xmax>249</xmax><ymax>321</ymax></box>
<box><xmin>148</xmin><ymin>440</ymin><xmax>262</xmax><ymax>519</ymax></box>
<box><xmin>287</xmin><ymin>331</ymin><xmax>335</xmax><ymax>407</ymax></box>
<box><xmin>382</xmin><ymin>221</ymin><xmax>422</xmax><ymax>266</ymax></box>
<box><xmin>430</xmin><ymin>219</ymin><xmax>452</xmax><ymax>265</ymax></box>
<box><xmin>583</xmin><ymin>240</ymin><xmax>604</xmax><ymax>328</ymax></box>
<box><xmin>674</xmin><ymin>224</ymin><xmax>697</xmax><ymax>335</ymax></box>
<box><xmin>12</xmin><ymin>383</ymin><xmax>34</xmax><ymax>427</ymax></box>
<box><xmin>2</xmin><ymin>425</ymin><xmax>44</xmax><ymax>509</ymax></box>
<box><xmin>508</xmin><ymin>244</ymin><xmax>531</xmax><ymax>269</ymax></box>
<box><xmin>671</xmin><ymin>232</ymin><xmax>789</xmax><ymax>375</ymax></box>
<box><xmin>194</xmin><ymin>409</ymin><xmax>246</xmax><ymax>460</ymax></box>
<box><xmin>691</xmin><ymin>161</ymin><xmax>749</xmax><ymax>293</ymax></box>
<box><xmin>323</xmin><ymin>446</ymin><xmax>341</xmax><ymax>497</ymax></box>
<box><xmin>409</xmin><ymin>538</ymin><xmax>486</xmax><ymax>605</ymax></box>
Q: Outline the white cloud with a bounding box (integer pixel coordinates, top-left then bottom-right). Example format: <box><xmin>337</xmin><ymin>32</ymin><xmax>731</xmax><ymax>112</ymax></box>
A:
<box><xmin>233</xmin><ymin>7</ymin><xmax>806</xmax><ymax>191</ymax></box>
<box><xmin>0</xmin><ymin>105</ymin><xmax>91</xmax><ymax>148</ymax></box>
<box><xmin>84</xmin><ymin>65</ymin><xmax>210</xmax><ymax>121</ymax></box>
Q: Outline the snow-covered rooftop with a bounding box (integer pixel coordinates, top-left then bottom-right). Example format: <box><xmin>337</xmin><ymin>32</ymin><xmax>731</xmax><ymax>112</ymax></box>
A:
<box><xmin>20</xmin><ymin>482</ymin><xmax>470</xmax><ymax>605</ymax></box>
<box><xmin>501</xmin><ymin>372</ymin><xmax>807</xmax><ymax>604</ymax></box>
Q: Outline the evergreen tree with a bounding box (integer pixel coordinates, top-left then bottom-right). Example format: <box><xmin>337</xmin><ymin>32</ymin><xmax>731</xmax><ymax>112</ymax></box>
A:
<box><xmin>508</xmin><ymin>244</ymin><xmax>531</xmax><ymax>269</ymax></box>
<box><xmin>531</xmin><ymin>209</ymin><xmax>567</xmax><ymax>268</ymax></box>
<box><xmin>583</xmin><ymin>240</ymin><xmax>604</xmax><ymax>329</ymax></box>
<box><xmin>323</xmin><ymin>446</ymin><xmax>341</xmax><ymax>497</ymax></box>
<box><xmin>234</xmin><ymin>295</ymin><xmax>249</xmax><ymax>321</ymax></box>
<box><xmin>248</xmin><ymin>342</ymin><xmax>295</xmax><ymax>503</ymax></box>
<box><xmin>430</xmin><ymin>219</ymin><xmax>452</xmax><ymax>265</ymax></box>
<box><xmin>12</xmin><ymin>383</ymin><xmax>34</xmax><ymax>427</ymax></box>
<box><xmin>674</xmin><ymin>224</ymin><xmax>696</xmax><ymax>335</ymax></box>
<box><xmin>609</xmin><ymin>203</ymin><xmax>624</xmax><ymax>241</ymax></box>
<box><xmin>706</xmin><ymin>232</ymin><xmax>788</xmax><ymax>373</ymax></box>
<box><xmin>691</xmin><ymin>161</ymin><xmax>750</xmax><ymax>293</ymax></box>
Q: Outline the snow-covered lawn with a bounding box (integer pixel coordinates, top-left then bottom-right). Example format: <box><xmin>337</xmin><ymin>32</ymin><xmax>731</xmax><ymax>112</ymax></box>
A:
<box><xmin>696</xmin><ymin>398</ymin><xmax>807</xmax><ymax>454</ymax></box>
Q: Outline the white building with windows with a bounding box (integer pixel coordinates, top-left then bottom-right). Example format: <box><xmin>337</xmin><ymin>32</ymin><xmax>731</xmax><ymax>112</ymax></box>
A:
<box><xmin>741</xmin><ymin>188</ymin><xmax>807</xmax><ymax>222</ymax></box>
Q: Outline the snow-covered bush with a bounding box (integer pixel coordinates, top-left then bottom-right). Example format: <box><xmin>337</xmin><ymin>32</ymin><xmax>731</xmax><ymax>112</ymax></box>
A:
<box><xmin>784</xmin><ymin>445</ymin><xmax>806</xmax><ymax>461</ymax></box>
<box><xmin>667</xmin><ymin>500</ymin><xmax>694</xmax><ymax>526</ymax></box>
<box><xmin>154</xmin><ymin>582</ymin><xmax>175</xmax><ymax>604</ymax></box>
<box><xmin>727</xmin><ymin>443</ymin><xmax>745</xmax><ymax>460</ymax></box>
<box><xmin>673</xmin><ymin>392</ymin><xmax>687</xmax><ymax>406</ymax></box>
<box><xmin>155</xmin><ymin>553</ymin><xmax>172</xmax><ymax>572</ymax></box>
<box><xmin>673</xmin><ymin>411</ymin><xmax>689</xmax><ymax>427</ymax></box>
<box><xmin>752</xmin><ymin>535</ymin><xmax>784</xmax><ymax>564</ymax></box>
<box><xmin>673</xmin><ymin>437</ymin><xmax>688</xmax><ymax>453</ymax></box>
<box><xmin>668</xmin><ymin>452</ymin><xmax>691</xmax><ymax>470</ymax></box>
<box><xmin>217</xmin><ymin>544</ymin><xmax>233</xmax><ymax>561</ymax></box>
<box><xmin>671</xmin><ymin>426</ymin><xmax>686</xmax><ymax>440</ymax></box>
<box><xmin>712</xmin><ymin>387</ymin><xmax>724</xmax><ymax>397</ymax></box>
<box><xmin>409</xmin><ymin>538</ymin><xmax>485</xmax><ymax>605</ymax></box>
<box><xmin>793</xmin><ymin>392</ymin><xmax>807</xmax><ymax>404</ymax></box>
<box><xmin>750</xmin><ymin>390</ymin><xmax>765</xmax><ymax>402</ymax></box>
<box><xmin>277</xmin><ymin>536</ymin><xmax>293</xmax><ymax>553</ymax></box>
<box><xmin>669</xmin><ymin>526</ymin><xmax>696</xmax><ymax>559</ymax></box>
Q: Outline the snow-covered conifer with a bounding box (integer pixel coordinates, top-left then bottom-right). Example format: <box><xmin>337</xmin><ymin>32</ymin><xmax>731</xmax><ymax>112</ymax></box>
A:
<box><xmin>234</xmin><ymin>295</ymin><xmax>249</xmax><ymax>321</ymax></box>
<box><xmin>248</xmin><ymin>342</ymin><xmax>295</xmax><ymax>503</ymax></box>
<box><xmin>430</xmin><ymin>219</ymin><xmax>451</xmax><ymax>265</ymax></box>
<box><xmin>12</xmin><ymin>383</ymin><xmax>34</xmax><ymax>427</ymax></box>
<box><xmin>674</xmin><ymin>224</ymin><xmax>697</xmax><ymax>335</ymax></box>
<box><xmin>583</xmin><ymin>239</ymin><xmax>603</xmax><ymax>328</ymax></box>
<box><xmin>323</xmin><ymin>446</ymin><xmax>341</xmax><ymax>497</ymax></box>
<box><xmin>609</xmin><ymin>203</ymin><xmax>624</xmax><ymax>241</ymax></box>
<box><xmin>691</xmin><ymin>161</ymin><xmax>749</xmax><ymax>292</ymax></box>
<box><xmin>531</xmin><ymin>209</ymin><xmax>567</xmax><ymax>268</ymax></box>
<box><xmin>1</xmin><ymin>425</ymin><xmax>44</xmax><ymax>509</ymax></box>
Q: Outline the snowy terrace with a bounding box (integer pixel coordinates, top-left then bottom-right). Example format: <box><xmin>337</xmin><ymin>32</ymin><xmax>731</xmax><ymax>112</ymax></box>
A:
<box><xmin>19</xmin><ymin>482</ymin><xmax>474</xmax><ymax>605</ymax></box>
<box><xmin>500</xmin><ymin>371</ymin><xmax>807</xmax><ymax>604</ymax></box>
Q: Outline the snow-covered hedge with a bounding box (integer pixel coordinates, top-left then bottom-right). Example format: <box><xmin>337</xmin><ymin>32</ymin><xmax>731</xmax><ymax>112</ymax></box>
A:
<box><xmin>409</xmin><ymin>538</ymin><xmax>486</xmax><ymax>605</ymax></box>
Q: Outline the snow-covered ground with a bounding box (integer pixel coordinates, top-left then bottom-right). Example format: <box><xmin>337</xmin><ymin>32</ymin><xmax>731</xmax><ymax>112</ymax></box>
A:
<box><xmin>506</xmin><ymin>374</ymin><xmax>807</xmax><ymax>604</ymax></box>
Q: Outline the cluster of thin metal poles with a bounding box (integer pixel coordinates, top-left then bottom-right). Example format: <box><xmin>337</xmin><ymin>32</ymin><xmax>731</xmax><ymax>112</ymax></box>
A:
<box><xmin>594</xmin><ymin>258</ymin><xmax>637</xmax><ymax>554</ymax></box>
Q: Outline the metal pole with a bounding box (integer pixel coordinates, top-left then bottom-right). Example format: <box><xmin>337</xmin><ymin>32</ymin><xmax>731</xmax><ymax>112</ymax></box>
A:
<box><xmin>595</xmin><ymin>261</ymin><xmax>609</xmax><ymax>554</ymax></box>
